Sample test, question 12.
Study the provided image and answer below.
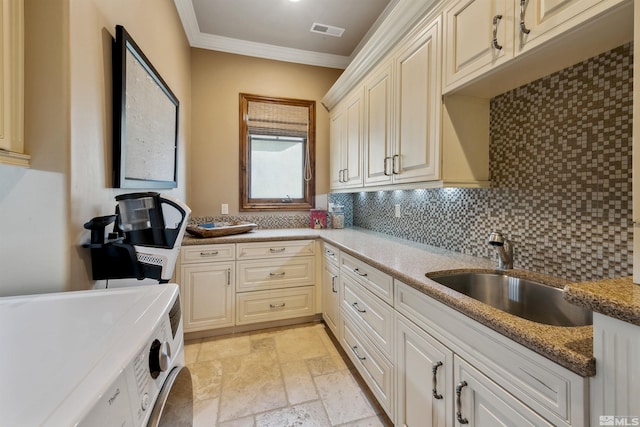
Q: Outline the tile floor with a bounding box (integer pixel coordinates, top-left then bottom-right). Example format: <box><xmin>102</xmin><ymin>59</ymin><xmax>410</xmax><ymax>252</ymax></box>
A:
<box><xmin>185</xmin><ymin>323</ymin><xmax>393</xmax><ymax>427</ymax></box>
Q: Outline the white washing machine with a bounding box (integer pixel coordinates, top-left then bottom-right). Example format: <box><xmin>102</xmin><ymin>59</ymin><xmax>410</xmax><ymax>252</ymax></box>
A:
<box><xmin>0</xmin><ymin>284</ymin><xmax>193</xmax><ymax>426</ymax></box>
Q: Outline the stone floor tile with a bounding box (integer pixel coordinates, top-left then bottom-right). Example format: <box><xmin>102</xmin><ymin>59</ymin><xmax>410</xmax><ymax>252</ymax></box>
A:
<box><xmin>184</xmin><ymin>341</ymin><xmax>201</xmax><ymax>364</ymax></box>
<box><xmin>314</xmin><ymin>370</ymin><xmax>376</xmax><ymax>425</ymax></box>
<box><xmin>275</xmin><ymin>325</ymin><xmax>331</xmax><ymax>362</ymax></box>
<box><xmin>218</xmin><ymin>416</ymin><xmax>256</xmax><ymax>427</ymax></box>
<box><xmin>255</xmin><ymin>401</ymin><xmax>331</xmax><ymax>427</ymax></box>
<box><xmin>199</xmin><ymin>335</ymin><xmax>251</xmax><ymax>361</ymax></box>
<box><xmin>281</xmin><ymin>360</ymin><xmax>318</xmax><ymax>405</ymax></box>
<box><xmin>190</xmin><ymin>359</ymin><xmax>223</xmax><ymax>401</ymax></box>
<box><xmin>338</xmin><ymin>415</ymin><xmax>392</xmax><ymax>427</ymax></box>
<box><xmin>193</xmin><ymin>397</ymin><xmax>218</xmax><ymax>427</ymax></box>
<box><xmin>218</xmin><ymin>351</ymin><xmax>287</xmax><ymax>422</ymax></box>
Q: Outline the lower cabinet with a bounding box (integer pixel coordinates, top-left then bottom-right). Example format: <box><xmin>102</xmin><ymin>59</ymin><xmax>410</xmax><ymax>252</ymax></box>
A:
<box><xmin>321</xmin><ymin>242</ymin><xmax>341</xmax><ymax>336</ymax></box>
<box><xmin>453</xmin><ymin>356</ymin><xmax>554</xmax><ymax>427</ymax></box>
<box><xmin>180</xmin><ymin>262</ymin><xmax>235</xmax><ymax>331</ymax></box>
<box><xmin>395</xmin><ymin>312</ymin><xmax>452</xmax><ymax>427</ymax></box>
<box><xmin>177</xmin><ymin>240</ymin><xmax>316</xmax><ymax>333</ymax></box>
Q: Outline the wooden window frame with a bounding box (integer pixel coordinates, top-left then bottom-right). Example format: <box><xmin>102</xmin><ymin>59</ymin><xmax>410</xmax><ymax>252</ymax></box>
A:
<box><xmin>239</xmin><ymin>93</ymin><xmax>316</xmax><ymax>211</ymax></box>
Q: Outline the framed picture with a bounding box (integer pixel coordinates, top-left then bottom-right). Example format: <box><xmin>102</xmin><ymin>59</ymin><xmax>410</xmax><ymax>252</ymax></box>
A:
<box><xmin>112</xmin><ymin>25</ymin><xmax>179</xmax><ymax>188</ymax></box>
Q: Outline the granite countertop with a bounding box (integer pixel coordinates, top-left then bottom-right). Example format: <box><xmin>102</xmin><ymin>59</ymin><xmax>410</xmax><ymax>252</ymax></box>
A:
<box><xmin>565</xmin><ymin>277</ymin><xmax>640</xmax><ymax>326</ymax></box>
<box><xmin>182</xmin><ymin>227</ymin><xmax>595</xmax><ymax>376</ymax></box>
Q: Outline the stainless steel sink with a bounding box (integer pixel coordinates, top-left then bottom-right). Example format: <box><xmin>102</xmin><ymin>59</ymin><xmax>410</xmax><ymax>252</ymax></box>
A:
<box><xmin>427</xmin><ymin>272</ymin><xmax>592</xmax><ymax>327</ymax></box>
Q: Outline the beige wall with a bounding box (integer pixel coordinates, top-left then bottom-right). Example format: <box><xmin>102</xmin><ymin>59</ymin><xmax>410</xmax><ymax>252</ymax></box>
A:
<box><xmin>189</xmin><ymin>49</ymin><xmax>342</xmax><ymax>217</ymax></box>
<box><xmin>67</xmin><ymin>0</ymin><xmax>191</xmax><ymax>289</ymax></box>
<box><xmin>0</xmin><ymin>0</ymin><xmax>192</xmax><ymax>295</ymax></box>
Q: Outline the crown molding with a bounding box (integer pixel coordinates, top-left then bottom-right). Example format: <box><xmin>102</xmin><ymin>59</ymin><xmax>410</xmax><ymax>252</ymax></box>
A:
<box><xmin>173</xmin><ymin>0</ymin><xmax>350</xmax><ymax>69</ymax></box>
<box><xmin>321</xmin><ymin>0</ymin><xmax>440</xmax><ymax>111</ymax></box>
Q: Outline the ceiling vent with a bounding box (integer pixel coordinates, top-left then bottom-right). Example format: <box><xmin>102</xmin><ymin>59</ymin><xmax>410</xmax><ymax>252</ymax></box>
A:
<box><xmin>310</xmin><ymin>22</ymin><xmax>345</xmax><ymax>38</ymax></box>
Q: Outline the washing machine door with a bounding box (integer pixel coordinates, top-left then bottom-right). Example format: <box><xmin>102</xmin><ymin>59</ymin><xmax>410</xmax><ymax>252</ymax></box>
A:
<box><xmin>147</xmin><ymin>366</ymin><xmax>193</xmax><ymax>427</ymax></box>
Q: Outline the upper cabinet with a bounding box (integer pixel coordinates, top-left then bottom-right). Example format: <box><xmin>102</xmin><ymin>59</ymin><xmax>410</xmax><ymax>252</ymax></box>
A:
<box><xmin>393</xmin><ymin>18</ymin><xmax>442</xmax><ymax>185</ymax></box>
<box><xmin>0</xmin><ymin>0</ymin><xmax>27</xmax><ymax>167</ymax></box>
<box><xmin>330</xmin><ymin>87</ymin><xmax>364</xmax><ymax>189</ymax></box>
<box><xmin>362</xmin><ymin>23</ymin><xmax>444</xmax><ymax>189</ymax></box>
<box><xmin>444</xmin><ymin>0</ymin><xmax>514</xmax><ymax>92</ymax></box>
<box><xmin>444</xmin><ymin>0</ymin><xmax>632</xmax><ymax>94</ymax></box>
<box><xmin>331</xmin><ymin>13</ymin><xmax>490</xmax><ymax>192</ymax></box>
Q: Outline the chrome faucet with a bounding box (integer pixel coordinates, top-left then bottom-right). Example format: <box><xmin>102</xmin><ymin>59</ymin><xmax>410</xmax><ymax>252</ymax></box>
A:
<box><xmin>488</xmin><ymin>232</ymin><xmax>513</xmax><ymax>270</ymax></box>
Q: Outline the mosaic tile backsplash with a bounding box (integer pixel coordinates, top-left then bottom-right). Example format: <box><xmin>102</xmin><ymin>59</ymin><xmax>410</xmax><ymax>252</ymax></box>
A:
<box><xmin>331</xmin><ymin>43</ymin><xmax>633</xmax><ymax>283</ymax></box>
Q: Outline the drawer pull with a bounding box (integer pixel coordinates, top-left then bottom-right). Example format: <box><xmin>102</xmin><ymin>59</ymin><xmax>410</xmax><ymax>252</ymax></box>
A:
<box><xmin>269</xmin><ymin>303</ymin><xmax>286</xmax><ymax>309</ymax></box>
<box><xmin>269</xmin><ymin>272</ymin><xmax>286</xmax><ymax>278</ymax></box>
<box><xmin>331</xmin><ymin>275</ymin><xmax>338</xmax><ymax>293</ymax></box>
<box><xmin>456</xmin><ymin>381</ymin><xmax>469</xmax><ymax>425</ymax></box>
<box><xmin>432</xmin><ymin>361</ymin><xmax>443</xmax><ymax>400</ymax></box>
<box><xmin>200</xmin><ymin>251</ymin><xmax>219</xmax><ymax>257</ymax></box>
<box><xmin>226</xmin><ymin>268</ymin><xmax>231</xmax><ymax>285</ymax></box>
<box><xmin>352</xmin><ymin>302</ymin><xmax>366</xmax><ymax>313</ymax></box>
<box><xmin>269</xmin><ymin>247</ymin><xmax>286</xmax><ymax>253</ymax></box>
<box><xmin>353</xmin><ymin>268</ymin><xmax>368</xmax><ymax>277</ymax></box>
<box><xmin>325</xmin><ymin>249</ymin><xmax>335</xmax><ymax>257</ymax></box>
<box><xmin>351</xmin><ymin>345</ymin><xmax>366</xmax><ymax>361</ymax></box>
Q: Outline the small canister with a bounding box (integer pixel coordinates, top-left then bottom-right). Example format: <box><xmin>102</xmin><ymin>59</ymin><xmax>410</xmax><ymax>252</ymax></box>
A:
<box><xmin>331</xmin><ymin>205</ymin><xmax>344</xmax><ymax>229</ymax></box>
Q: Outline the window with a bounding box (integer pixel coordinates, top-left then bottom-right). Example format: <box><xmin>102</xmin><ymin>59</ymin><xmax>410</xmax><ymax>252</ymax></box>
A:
<box><xmin>239</xmin><ymin>93</ymin><xmax>315</xmax><ymax>211</ymax></box>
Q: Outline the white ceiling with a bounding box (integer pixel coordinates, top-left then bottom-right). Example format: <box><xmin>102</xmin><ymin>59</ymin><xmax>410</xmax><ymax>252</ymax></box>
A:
<box><xmin>173</xmin><ymin>0</ymin><xmax>396</xmax><ymax>69</ymax></box>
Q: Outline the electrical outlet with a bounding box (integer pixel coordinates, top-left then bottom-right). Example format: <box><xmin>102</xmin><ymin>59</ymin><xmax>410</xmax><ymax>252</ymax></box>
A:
<box><xmin>221</xmin><ymin>204</ymin><xmax>229</xmax><ymax>215</ymax></box>
<box><xmin>394</xmin><ymin>204</ymin><xmax>401</xmax><ymax>218</ymax></box>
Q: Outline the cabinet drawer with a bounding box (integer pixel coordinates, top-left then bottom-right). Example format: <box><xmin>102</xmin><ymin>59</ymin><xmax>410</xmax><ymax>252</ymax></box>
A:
<box><xmin>340</xmin><ymin>315</ymin><xmax>394</xmax><ymax>419</ymax></box>
<box><xmin>236</xmin><ymin>287</ymin><xmax>314</xmax><ymax>325</ymax></box>
<box><xmin>181</xmin><ymin>244</ymin><xmax>235</xmax><ymax>264</ymax></box>
<box><xmin>236</xmin><ymin>256</ymin><xmax>315</xmax><ymax>292</ymax></box>
<box><xmin>341</xmin><ymin>275</ymin><xmax>394</xmax><ymax>359</ymax></box>
<box><xmin>322</xmin><ymin>241</ymin><xmax>340</xmax><ymax>266</ymax></box>
<box><xmin>236</xmin><ymin>240</ymin><xmax>315</xmax><ymax>260</ymax></box>
<box><xmin>340</xmin><ymin>252</ymin><xmax>393</xmax><ymax>305</ymax></box>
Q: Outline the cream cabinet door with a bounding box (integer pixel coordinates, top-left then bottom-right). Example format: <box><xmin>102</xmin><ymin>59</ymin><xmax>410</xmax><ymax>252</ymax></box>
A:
<box><xmin>0</xmin><ymin>0</ymin><xmax>27</xmax><ymax>166</ymax></box>
<box><xmin>330</xmin><ymin>107</ymin><xmax>346</xmax><ymax>189</ymax></box>
<box><xmin>453</xmin><ymin>356</ymin><xmax>554</xmax><ymax>427</ymax></box>
<box><xmin>393</xmin><ymin>17</ymin><xmax>442</xmax><ymax>184</ymax></box>
<box><xmin>516</xmin><ymin>0</ymin><xmax>602</xmax><ymax>54</ymax></box>
<box><xmin>329</xmin><ymin>88</ymin><xmax>363</xmax><ymax>190</ymax></box>
<box><xmin>395</xmin><ymin>313</ymin><xmax>453</xmax><ymax>427</ymax></box>
<box><xmin>363</xmin><ymin>61</ymin><xmax>393</xmax><ymax>186</ymax></box>
<box><xmin>322</xmin><ymin>257</ymin><xmax>340</xmax><ymax>336</ymax></box>
<box><xmin>180</xmin><ymin>262</ymin><xmax>234</xmax><ymax>332</ymax></box>
<box><xmin>444</xmin><ymin>0</ymin><xmax>514</xmax><ymax>90</ymax></box>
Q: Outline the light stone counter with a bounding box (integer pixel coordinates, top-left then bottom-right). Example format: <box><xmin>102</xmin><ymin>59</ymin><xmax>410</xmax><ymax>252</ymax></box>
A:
<box><xmin>182</xmin><ymin>227</ymin><xmax>595</xmax><ymax>376</ymax></box>
<box><xmin>564</xmin><ymin>276</ymin><xmax>640</xmax><ymax>326</ymax></box>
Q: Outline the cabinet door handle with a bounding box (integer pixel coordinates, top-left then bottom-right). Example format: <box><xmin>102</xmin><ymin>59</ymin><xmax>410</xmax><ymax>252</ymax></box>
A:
<box><xmin>519</xmin><ymin>0</ymin><xmax>531</xmax><ymax>34</ymax></box>
<box><xmin>353</xmin><ymin>268</ymin><xmax>368</xmax><ymax>277</ymax></box>
<box><xmin>269</xmin><ymin>272</ymin><xmax>286</xmax><ymax>278</ymax></box>
<box><xmin>432</xmin><ymin>361</ymin><xmax>444</xmax><ymax>400</ymax></box>
<box><xmin>352</xmin><ymin>301</ymin><xmax>366</xmax><ymax>313</ymax></box>
<box><xmin>200</xmin><ymin>251</ymin><xmax>219</xmax><ymax>257</ymax></box>
<box><xmin>269</xmin><ymin>303</ymin><xmax>286</xmax><ymax>308</ymax></box>
<box><xmin>456</xmin><ymin>381</ymin><xmax>469</xmax><ymax>424</ymax></box>
<box><xmin>392</xmin><ymin>154</ymin><xmax>399</xmax><ymax>175</ymax></box>
<box><xmin>351</xmin><ymin>345</ymin><xmax>366</xmax><ymax>361</ymax></box>
<box><xmin>383</xmin><ymin>156</ymin><xmax>392</xmax><ymax>176</ymax></box>
<box><xmin>269</xmin><ymin>247</ymin><xmax>286</xmax><ymax>253</ymax></box>
<box><xmin>331</xmin><ymin>275</ymin><xmax>338</xmax><ymax>293</ymax></box>
<box><xmin>338</xmin><ymin>169</ymin><xmax>344</xmax><ymax>183</ymax></box>
<box><xmin>226</xmin><ymin>268</ymin><xmax>231</xmax><ymax>285</ymax></box>
<box><xmin>343</xmin><ymin>168</ymin><xmax>349</xmax><ymax>182</ymax></box>
<box><xmin>492</xmin><ymin>15</ymin><xmax>503</xmax><ymax>50</ymax></box>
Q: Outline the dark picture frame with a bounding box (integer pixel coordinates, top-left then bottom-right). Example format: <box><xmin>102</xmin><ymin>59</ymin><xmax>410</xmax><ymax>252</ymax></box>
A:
<box><xmin>112</xmin><ymin>25</ymin><xmax>179</xmax><ymax>189</ymax></box>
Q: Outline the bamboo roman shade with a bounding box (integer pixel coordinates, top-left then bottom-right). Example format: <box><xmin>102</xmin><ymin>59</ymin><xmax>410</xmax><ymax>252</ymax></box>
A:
<box><xmin>247</xmin><ymin>101</ymin><xmax>309</xmax><ymax>138</ymax></box>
